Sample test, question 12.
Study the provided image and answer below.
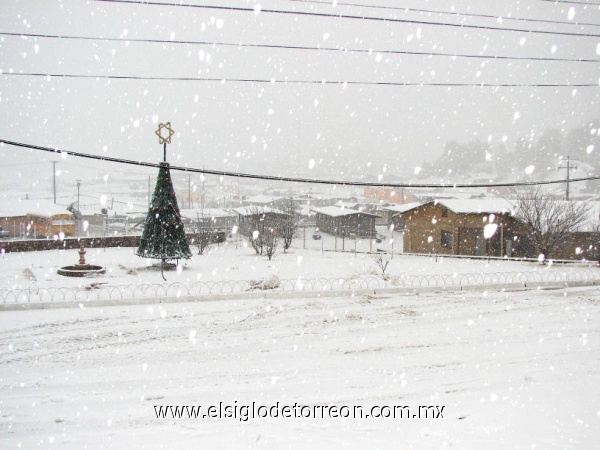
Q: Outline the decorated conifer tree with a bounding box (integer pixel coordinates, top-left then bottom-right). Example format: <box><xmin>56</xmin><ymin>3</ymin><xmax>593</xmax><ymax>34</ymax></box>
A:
<box><xmin>136</xmin><ymin>122</ymin><xmax>191</xmax><ymax>278</ymax></box>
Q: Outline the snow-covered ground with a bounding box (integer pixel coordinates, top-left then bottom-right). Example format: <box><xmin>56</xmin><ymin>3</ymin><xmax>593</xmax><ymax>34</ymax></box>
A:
<box><xmin>0</xmin><ymin>240</ymin><xmax>599</xmax><ymax>448</ymax></box>
<box><xmin>0</xmin><ymin>234</ymin><xmax>597</xmax><ymax>293</ymax></box>
<box><xmin>1</xmin><ymin>286</ymin><xmax>599</xmax><ymax>448</ymax></box>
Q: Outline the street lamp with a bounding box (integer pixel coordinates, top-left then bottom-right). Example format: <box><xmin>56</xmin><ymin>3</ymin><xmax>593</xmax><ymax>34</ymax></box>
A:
<box><xmin>76</xmin><ymin>180</ymin><xmax>81</xmax><ymax>211</ymax></box>
<box><xmin>52</xmin><ymin>162</ymin><xmax>58</xmax><ymax>204</ymax></box>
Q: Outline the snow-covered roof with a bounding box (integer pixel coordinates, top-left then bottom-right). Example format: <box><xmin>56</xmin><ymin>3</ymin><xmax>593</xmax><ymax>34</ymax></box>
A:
<box><xmin>436</xmin><ymin>199</ymin><xmax>515</xmax><ymax>215</ymax></box>
<box><xmin>232</xmin><ymin>206</ymin><xmax>285</xmax><ymax>216</ymax></box>
<box><xmin>314</xmin><ymin>206</ymin><xmax>380</xmax><ymax>218</ymax></box>
<box><xmin>384</xmin><ymin>202</ymin><xmax>423</xmax><ymax>214</ymax></box>
<box><xmin>179</xmin><ymin>208</ymin><xmax>236</xmax><ymax>220</ymax></box>
<box><xmin>308</xmin><ymin>193</ymin><xmax>357</xmax><ymax>201</ymax></box>
<box><xmin>243</xmin><ymin>195</ymin><xmax>280</xmax><ymax>205</ymax></box>
<box><xmin>0</xmin><ymin>199</ymin><xmax>72</xmax><ymax>218</ymax></box>
<box><xmin>125</xmin><ymin>210</ymin><xmax>148</xmax><ymax>221</ymax></box>
<box><xmin>336</xmin><ymin>202</ymin><xmax>359</xmax><ymax>209</ymax></box>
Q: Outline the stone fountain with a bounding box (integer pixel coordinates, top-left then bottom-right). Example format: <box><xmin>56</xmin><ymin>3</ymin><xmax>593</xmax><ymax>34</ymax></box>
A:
<box><xmin>57</xmin><ymin>241</ymin><xmax>106</xmax><ymax>277</ymax></box>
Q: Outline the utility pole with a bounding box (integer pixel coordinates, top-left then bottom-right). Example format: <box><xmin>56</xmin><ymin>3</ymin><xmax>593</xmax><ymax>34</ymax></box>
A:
<box><xmin>201</xmin><ymin>168</ymin><xmax>205</xmax><ymax>214</ymax></box>
<box><xmin>559</xmin><ymin>155</ymin><xmax>577</xmax><ymax>201</ymax></box>
<box><xmin>188</xmin><ymin>174</ymin><xmax>192</xmax><ymax>209</ymax></box>
<box><xmin>52</xmin><ymin>161</ymin><xmax>57</xmax><ymax>204</ymax></box>
<box><xmin>76</xmin><ymin>179</ymin><xmax>81</xmax><ymax>236</ymax></box>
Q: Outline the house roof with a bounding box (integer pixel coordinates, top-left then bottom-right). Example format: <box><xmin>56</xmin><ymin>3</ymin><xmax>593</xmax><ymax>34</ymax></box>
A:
<box><xmin>179</xmin><ymin>208</ymin><xmax>236</xmax><ymax>220</ymax></box>
<box><xmin>0</xmin><ymin>199</ymin><xmax>72</xmax><ymax>218</ymax></box>
<box><xmin>336</xmin><ymin>202</ymin><xmax>359</xmax><ymax>209</ymax></box>
<box><xmin>232</xmin><ymin>206</ymin><xmax>285</xmax><ymax>216</ymax></box>
<box><xmin>314</xmin><ymin>206</ymin><xmax>380</xmax><ymax>218</ymax></box>
<box><xmin>307</xmin><ymin>193</ymin><xmax>358</xmax><ymax>201</ymax></box>
<box><xmin>385</xmin><ymin>202</ymin><xmax>423</xmax><ymax>214</ymax></box>
<box><xmin>242</xmin><ymin>195</ymin><xmax>280</xmax><ymax>205</ymax></box>
<box><xmin>391</xmin><ymin>198</ymin><xmax>515</xmax><ymax>217</ymax></box>
<box><xmin>436</xmin><ymin>198</ymin><xmax>515</xmax><ymax>215</ymax></box>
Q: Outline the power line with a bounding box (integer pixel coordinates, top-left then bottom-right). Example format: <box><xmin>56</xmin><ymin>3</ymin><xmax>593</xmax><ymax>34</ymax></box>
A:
<box><xmin>2</xmin><ymin>139</ymin><xmax>598</xmax><ymax>190</ymax></box>
<box><xmin>92</xmin><ymin>0</ymin><xmax>600</xmax><ymax>38</ymax></box>
<box><xmin>538</xmin><ymin>0</ymin><xmax>600</xmax><ymax>5</ymax></box>
<box><xmin>2</xmin><ymin>72</ymin><xmax>597</xmax><ymax>87</ymax></box>
<box><xmin>3</xmin><ymin>31</ymin><xmax>598</xmax><ymax>63</ymax></box>
<box><xmin>285</xmin><ymin>0</ymin><xmax>600</xmax><ymax>28</ymax></box>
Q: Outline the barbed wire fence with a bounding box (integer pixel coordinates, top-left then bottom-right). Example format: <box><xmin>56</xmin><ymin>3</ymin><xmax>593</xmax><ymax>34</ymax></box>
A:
<box><xmin>1</xmin><ymin>269</ymin><xmax>599</xmax><ymax>308</ymax></box>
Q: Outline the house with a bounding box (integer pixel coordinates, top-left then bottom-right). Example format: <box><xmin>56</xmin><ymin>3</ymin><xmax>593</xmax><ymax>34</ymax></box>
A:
<box><xmin>242</xmin><ymin>195</ymin><xmax>282</xmax><ymax>208</ymax></box>
<box><xmin>397</xmin><ymin>199</ymin><xmax>526</xmax><ymax>257</ymax></box>
<box><xmin>179</xmin><ymin>208</ymin><xmax>237</xmax><ymax>231</ymax></box>
<box><xmin>314</xmin><ymin>206</ymin><xmax>380</xmax><ymax>238</ymax></box>
<box><xmin>0</xmin><ymin>199</ymin><xmax>76</xmax><ymax>239</ymax></box>
<box><xmin>384</xmin><ymin>202</ymin><xmax>423</xmax><ymax>227</ymax></box>
<box><xmin>232</xmin><ymin>206</ymin><xmax>290</xmax><ymax>238</ymax></box>
<box><xmin>397</xmin><ymin>199</ymin><xmax>600</xmax><ymax>261</ymax></box>
<box><xmin>336</xmin><ymin>202</ymin><xmax>360</xmax><ymax>210</ymax></box>
<box><xmin>303</xmin><ymin>193</ymin><xmax>359</xmax><ymax>208</ymax></box>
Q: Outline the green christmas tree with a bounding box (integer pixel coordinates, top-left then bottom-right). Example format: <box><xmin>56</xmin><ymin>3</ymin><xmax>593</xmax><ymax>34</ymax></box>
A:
<box><xmin>136</xmin><ymin>162</ymin><xmax>192</xmax><ymax>268</ymax></box>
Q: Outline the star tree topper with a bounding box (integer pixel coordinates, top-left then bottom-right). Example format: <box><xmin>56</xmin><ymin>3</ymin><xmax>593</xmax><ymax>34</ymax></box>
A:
<box><xmin>155</xmin><ymin>122</ymin><xmax>175</xmax><ymax>144</ymax></box>
<box><xmin>155</xmin><ymin>122</ymin><xmax>175</xmax><ymax>162</ymax></box>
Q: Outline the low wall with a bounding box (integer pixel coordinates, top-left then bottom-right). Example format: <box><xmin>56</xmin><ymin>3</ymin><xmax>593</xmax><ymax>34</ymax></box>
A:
<box><xmin>0</xmin><ymin>235</ymin><xmax>141</xmax><ymax>253</ymax></box>
<box><xmin>0</xmin><ymin>231</ymin><xmax>226</xmax><ymax>254</ymax></box>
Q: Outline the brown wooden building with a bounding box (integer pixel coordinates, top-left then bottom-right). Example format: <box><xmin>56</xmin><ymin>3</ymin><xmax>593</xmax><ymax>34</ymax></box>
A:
<box><xmin>397</xmin><ymin>199</ymin><xmax>527</xmax><ymax>257</ymax></box>
<box><xmin>551</xmin><ymin>202</ymin><xmax>600</xmax><ymax>261</ymax></box>
<box><xmin>554</xmin><ymin>231</ymin><xmax>599</xmax><ymax>261</ymax></box>
<box><xmin>314</xmin><ymin>206</ymin><xmax>380</xmax><ymax>238</ymax></box>
<box><xmin>0</xmin><ymin>200</ymin><xmax>75</xmax><ymax>239</ymax></box>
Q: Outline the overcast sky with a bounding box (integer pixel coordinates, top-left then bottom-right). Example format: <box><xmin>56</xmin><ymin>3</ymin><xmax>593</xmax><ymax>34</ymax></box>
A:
<box><xmin>0</xmin><ymin>0</ymin><xmax>598</xmax><ymax>199</ymax></box>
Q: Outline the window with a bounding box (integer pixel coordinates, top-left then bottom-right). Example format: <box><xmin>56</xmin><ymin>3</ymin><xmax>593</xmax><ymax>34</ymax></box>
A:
<box><xmin>441</xmin><ymin>208</ymin><xmax>448</xmax><ymax>218</ymax></box>
<box><xmin>441</xmin><ymin>230</ymin><xmax>454</xmax><ymax>249</ymax></box>
<box><xmin>394</xmin><ymin>217</ymin><xmax>405</xmax><ymax>231</ymax></box>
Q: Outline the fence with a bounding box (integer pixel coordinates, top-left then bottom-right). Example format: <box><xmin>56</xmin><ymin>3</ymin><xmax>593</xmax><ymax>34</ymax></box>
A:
<box><xmin>1</xmin><ymin>269</ymin><xmax>598</xmax><ymax>307</ymax></box>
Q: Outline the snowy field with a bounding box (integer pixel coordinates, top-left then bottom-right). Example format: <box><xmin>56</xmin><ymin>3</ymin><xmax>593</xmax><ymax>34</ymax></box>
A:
<box><xmin>1</xmin><ymin>285</ymin><xmax>599</xmax><ymax>448</ymax></box>
<box><xmin>1</xmin><ymin>241</ymin><xmax>599</xmax><ymax>448</ymax></box>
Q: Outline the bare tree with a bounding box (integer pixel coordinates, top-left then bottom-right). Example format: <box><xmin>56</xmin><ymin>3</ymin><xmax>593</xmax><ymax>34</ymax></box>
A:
<box><xmin>263</xmin><ymin>226</ymin><xmax>280</xmax><ymax>261</ymax></box>
<box><xmin>250</xmin><ymin>230</ymin><xmax>263</xmax><ymax>254</ymax></box>
<box><xmin>245</xmin><ymin>206</ymin><xmax>286</xmax><ymax>259</ymax></box>
<box><xmin>247</xmin><ymin>206</ymin><xmax>267</xmax><ymax>255</ymax></box>
<box><xmin>373</xmin><ymin>253</ymin><xmax>392</xmax><ymax>279</ymax></box>
<box><xmin>191</xmin><ymin>213</ymin><xmax>215</xmax><ymax>255</ymax></box>
<box><xmin>514</xmin><ymin>187</ymin><xmax>591</xmax><ymax>261</ymax></box>
<box><xmin>280</xmin><ymin>197</ymin><xmax>299</xmax><ymax>252</ymax></box>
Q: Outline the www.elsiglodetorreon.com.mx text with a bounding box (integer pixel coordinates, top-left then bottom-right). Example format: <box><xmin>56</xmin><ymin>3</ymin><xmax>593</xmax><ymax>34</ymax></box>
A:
<box><xmin>154</xmin><ymin>402</ymin><xmax>445</xmax><ymax>421</ymax></box>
